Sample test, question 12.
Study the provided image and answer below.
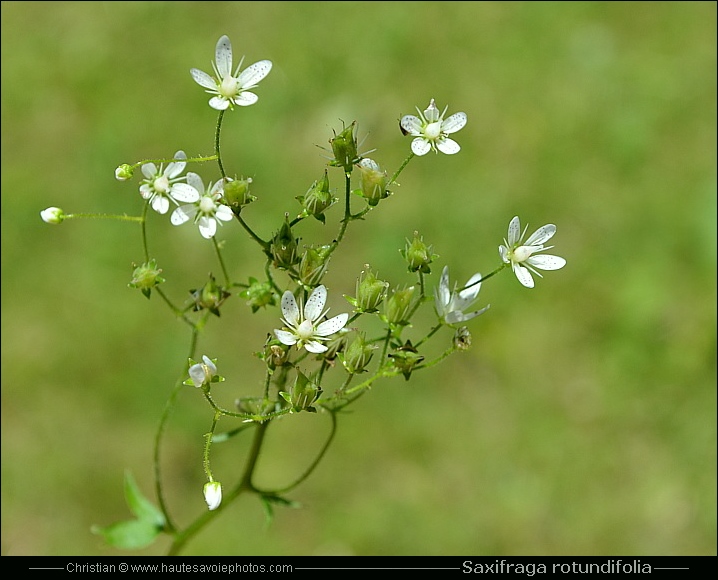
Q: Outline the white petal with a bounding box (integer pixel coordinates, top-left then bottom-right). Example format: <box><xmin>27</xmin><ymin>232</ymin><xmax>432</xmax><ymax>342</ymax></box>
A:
<box><xmin>441</xmin><ymin>112</ymin><xmax>467</xmax><ymax>134</ymax></box>
<box><xmin>411</xmin><ymin>138</ymin><xmax>431</xmax><ymax>156</ymax></box>
<box><xmin>436</xmin><ymin>138</ymin><xmax>461</xmax><ymax>155</ymax></box>
<box><xmin>274</xmin><ymin>329</ymin><xmax>298</xmax><ymax>346</ymax></box>
<box><xmin>400</xmin><ymin>115</ymin><xmax>423</xmax><ymax>136</ymax></box>
<box><xmin>507</xmin><ymin>216</ymin><xmax>521</xmax><ymax>246</ymax></box>
<box><xmin>165</xmin><ymin>151</ymin><xmax>187</xmax><ymax>179</ymax></box>
<box><xmin>315</xmin><ymin>313</ymin><xmax>348</xmax><ymax>336</ymax></box>
<box><xmin>233</xmin><ymin>92</ymin><xmax>259</xmax><ymax>106</ymax></box>
<box><xmin>199</xmin><ymin>216</ymin><xmax>217</xmax><ymax>238</ymax></box>
<box><xmin>141</xmin><ymin>163</ymin><xmax>158</xmax><ymax>179</ymax></box>
<box><xmin>304</xmin><ymin>285</ymin><xmax>327</xmax><ymax>322</ymax></box>
<box><xmin>201</xmin><ymin>355</ymin><xmax>217</xmax><ymax>375</ymax></box>
<box><xmin>215</xmin><ymin>35</ymin><xmax>233</xmax><ymax>79</ymax></box>
<box><xmin>304</xmin><ymin>341</ymin><xmax>328</xmax><ymax>354</ymax></box>
<box><xmin>151</xmin><ymin>195</ymin><xmax>169</xmax><ymax>215</ymax></box>
<box><xmin>513</xmin><ymin>263</ymin><xmax>535</xmax><ymax>288</ymax></box>
<box><xmin>214</xmin><ymin>205</ymin><xmax>234</xmax><ymax>222</ymax></box>
<box><xmin>139</xmin><ymin>184</ymin><xmax>153</xmax><ymax>200</ymax></box>
<box><xmin>457</xmin><ymin>273</ymin><xmax>482</xmax><ymax>305</ymax></box>
<box><xmin>499</xmin><ymin>245</ymin><xmax>509</xmax><ymax>263</ymax></box>
<box><xmin>186</xmin><ymin>172</ymin><xmax>204</xmax><ymax>193</ymax></box>
<box><xmin>209</xmin><ymin>96</ymin><xmax>230</xmax><ymax>110</ymax></box>
<box><xmin>281</xmin><ymin>291</ymin><xmax>300</xmax><ymax>326</ymax></box>
<box><xmin>424</xmin><ymin>100</ymin><xmax>440</xmax><ymax>122</ymax></box>
<box><xmin>459</xmin><ymin>305</ymin><xmax>490</xmax><ymax>322</ymax></box>
<box><xmin>190</xmin><ymin>68</ymin><xmax>217</xmax><ymax>90</ymax></box>
<box><xmin>527</xmin><ymin>254</ymin><xmax>566</xmax><ymax>271</ymax></box>
<box><xmin>170</xmin><ymin>183</ymin><xmax>200</xmax><ymax>203</ymax></box>
<box><xmin>238</xmin><ymin>60</ymin><xmax>272</xmax><ymax>88</ymax></box>
<box><xmin>525</xmin><ymin>224</ymin><xmax>556</xmax><ymax>246</ymax></box>
<box><xmin>437</xmin><ymin>266</ymin><xmax>451</xmax><ymax>307</ymax></box>
<box><xmin>189</xmin><ymin>363</ymin><xmax>206</xmax><ymax>386</ymax></box>
<box><xmin>171</xmin><ymin>205</ymin><xmax>196</xmax><ymax>225</ymax></box>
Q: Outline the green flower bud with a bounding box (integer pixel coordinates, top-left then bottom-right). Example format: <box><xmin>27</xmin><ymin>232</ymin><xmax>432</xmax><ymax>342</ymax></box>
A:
<box><xmin>298</xmin><ymin>245</ymin><xmax>331</xmax><ymax>288</ymax></box>
<box><xmin>281</xmin><ymin>370</ymin><xmax>322</xmax><ymax>413</ymax></box>
<box><xmin>357</xmin><ymin>159</ymin><xmax>389</xmax><ymax>206</ymax></box>
<box><xmin>329</xmin><ymin>120</ymin><xmax>359</xmax><ymax>173</ymax></box>
<box><xmin>454</xmin><ymin>326</ymin><xmax>472</xmax><ymax>351</ymax></box>
<box><xmin>341</xmin><ymin>334</ymin><xmax>377</xmax><ymax>374</ymax></box>
<box><xmin>297</xmin><ymin>171</ymin><xmax>335</xmax><ymax>223</ymax></box>
<box><xmin>128</xmin><ymin>259</ymin><xmax>165</xmax><ymax>298</ymax></box>
<box><xmin>240</xmin><ymin>277</ymin><xmax>277</xmax><ymax>313</ymax></box>
<box><xmin>270</xmin><ymin>215</ymin><xmax>300</xmax><ymax>269</ymax></box>
<box><xmin>355</xmin><ymin>266</ymin><xmax>389</xmax><ymax>312</ymax></box>
<box><xmin>236</xmin><ymin>396</ymin><xmax>276</xmax><ymax>417</ymax></box>
<box><xmin>40</xmin><ymin>207</ymin><xmax>65</xmax><ymax>224</ymax></box>
<box><xmin>190</xmin><ymin>274</ymin><xmax>231</xmax><ymax>317</ymax></box>
<box><xmin>114</xmin><ymin>164</ymin><xmax>134</xmax><ymax>181</ymax></box>
<box><xmin>223</xmin><ymin>176</ymin><xmax>255</xmax><ymax>208</ymax></box>
<box><xmin>401</xmin><ymin>231</ymin><xmax>438</xmax><ymax>273</ymax></box>
<box><xmin>388</xmin><ymin>340</ymin><xmax>424</xmax><ymax>381</ymax></box>
<box><xmin>383</xmin><ymin>285</ymin><xmax>416</xmax><ymax>326</ymax></box>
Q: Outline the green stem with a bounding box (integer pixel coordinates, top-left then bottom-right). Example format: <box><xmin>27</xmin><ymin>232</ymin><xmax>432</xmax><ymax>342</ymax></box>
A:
<box><xmin>414</xmin><ymin>323</ymin><xmax>443</xmax><ymax>348</ymax></box>
<box><xmin>389</xmin><ymin>152</ymin><xmax>415</xmax><ymax>186</ymax></box>
<box><xmin>234</xmin><ymin>211</ymin><xmax>269</xmax><ymax>249</ymax></box>
<box><xmin>325</xmin><ymin>173</ymin><xmax>353</xmax><ymax>259</ymax></box>
<box><xmin>215</xmin><ymin>110</ymin><xmax>226</xmax><ymax>178</ymax></box>
<box><xmin>140</xmin><ymin>203</ymin><xmax>150</xmax><ymax>262</ymax></box>
<box><xmin>212</xmin><ymin>237</ymin><xmax>231</xmax><ymax>287</ymax></box>
<box><xmin>64</xmin><ymin>213</ymin><xmax>144</xmax><ymax>222</ymax></box>
<box><xmin>462</xmin><ymin>263</ymin><xmax>508</xmax><ymax>292</ymax></box>
<box><xmin>203</xmin><ymin>411</ymin><xmax>221</xmax><ymax>481</ymax></box>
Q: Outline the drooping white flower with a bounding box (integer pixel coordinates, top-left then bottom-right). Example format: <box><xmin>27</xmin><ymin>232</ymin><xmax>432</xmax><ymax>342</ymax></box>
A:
<box><xmin>170</xmin><ymin>173</ymin><xmax>234</xmax><ymax>239</ymax></box>
<box><xmin>499</xmin><ymin>216</ymin><xmax>566</xmax><ymax>288</ymax></box>
<box><xmin>434</xmin><ymin>266</ymin><xmax>490</xmax><ymax>324</ymax></box>
<box><xmin>274</xmin><ymin>285</ymin><xmax>349</xmax><ymax>354</ymax></box>
<box><xmin>190</xmin><ymin>35</ymin><xmax>272</xmax><ymax>111</ymax></box>
<box><xmin>203</xmin><ymin>481</ymin><xmax>222</xmax><ymax>511</ymax></box>
<box><xmin>40</xmin><ymin>207</ymin><xmax>65</xmax><ymax>224</ymax></box>
<box><xmin>139</xmin><ymin>151</ymin><xmax>197</xmax><ymax>215</ymax></box>
<box><xmin>400</xmin><ymin>99</ymin><xmax>467</xmax><ymax>156</ymax></box>
<box><xmin>188</xmin><ymin>355</ymin><xmax>218</xmax><ymax>388</ymax></box>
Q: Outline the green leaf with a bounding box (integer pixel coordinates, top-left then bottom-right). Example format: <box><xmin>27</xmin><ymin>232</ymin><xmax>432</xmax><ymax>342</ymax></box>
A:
<box><xmin>91</xmin><ymin>518</ymin><xmax>162</xmax><ymax>550</ymax></box>
<box><xmin>259</xmin><ymin>493</ymin><xmax>301</xmax><ymax>528</ymax></box>
<box><xmin>123</xmin><ymin>470</ymin><xmax>165</xmax><ymax>527</ymax></box>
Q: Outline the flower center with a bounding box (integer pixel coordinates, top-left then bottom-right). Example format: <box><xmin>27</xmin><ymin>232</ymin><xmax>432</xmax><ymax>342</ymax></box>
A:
<box><xmin>153</xmin><ymin>175</ymin><xmax>170</xmax><ymax>194</ymax></box>
<box><xmin>296</xmin><ymin>319</ymin><xmax>315</xmax><ymax>340</ymax></box>
<box><xmin>219</xmin><ymin>76</ymin><xmax>239</xmax><ymax>98</ymax></box>
<box><xmin>513</xmin><ymin>245</ymin><xmax>533</xmax><ymax>262</ymax></box>
<box><xmin>425</xmin><ymin>121</ymin><xmax>442</xmax><ymax>140</ymax></box>
<box><xmin>199</xmin><ymin>196</ymin><xmax>215</xmax><ymax>214</ymax></box>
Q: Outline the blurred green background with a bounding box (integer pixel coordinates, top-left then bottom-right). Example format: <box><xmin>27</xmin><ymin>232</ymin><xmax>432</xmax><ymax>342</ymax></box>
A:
<box><xmin>2</xmin><ymin>1</ymin><xmax>715</xmax><ymax>556</ymax></box>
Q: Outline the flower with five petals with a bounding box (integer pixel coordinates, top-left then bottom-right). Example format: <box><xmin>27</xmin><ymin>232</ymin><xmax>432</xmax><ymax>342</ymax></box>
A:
<box><xmin>400</xmin><ymin>99</ymin><xmax>467</xmax><ymax>155</ymax></box>
<box><xmin>190</xmin><ymin>35</ymin><xmax>272</xmax><ymax>111</ymax></box>
<box><xmin>434</xmin><ymin>265</ymin><xmax>490</xmax><ymax>324</ymax></box>
<box><xmin>139</xmin><ymin>151</ymin><xmax>198</xmax><ymax>215</ymax></box>
<box><xmin>170</xmin><ymin>173</ymin><xmax>234</xmax><ymax>239</ymax></box>
<box><xmin>499</xmin><ymin>216</ymin><xmax>566</xmax><ymax>288</ymax></box>
<box><xmin>274</xmin><ymin>285</ymin><xmax>348</xmax><ymax>354</ymax></box>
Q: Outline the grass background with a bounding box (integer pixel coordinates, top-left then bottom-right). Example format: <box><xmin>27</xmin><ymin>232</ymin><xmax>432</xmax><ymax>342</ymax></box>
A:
<box><xmin>1</xmin><ymin>1</ymin><xmax>716</xmax><ymax>556</ymax></box>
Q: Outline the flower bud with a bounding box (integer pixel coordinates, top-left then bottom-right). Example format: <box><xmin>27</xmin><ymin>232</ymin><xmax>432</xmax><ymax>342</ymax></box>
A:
<box><xmin>341</xmin><ymin>334</ymin><xmax>377</xmax><ymax>374</ymax></box>
<box><xmin>354</xmin><ymin>266</ymin><xmax>389</xmax><ymax>312</ymax></box>
<box><xmin>270</xmin><ymin>215</ymin><xmax>300</xmax><ymax>269</ymax></box>
<box><xmin>388</xmin><ymin>341</ymin><xmax>424</xmax><ymax>381</ymax></box>
<box><xmin>40</xmin><ymin>207</ymin><xmax>65</xmax><ymax>224</ymax></box>
<box><xmin>297</xmin><ymin>171</ymin><xmax>335</xmax><ymax>223</ymax></box>
<box><xmin>128</xmin><ymin>259</ymin><xmax>165</xmax><ymax>299</ymax></box>
<box><xmin>401</xmin><ymin>231</ymin><xmax>437</xmax><ymax>274</ymax></box>
<box><xmin>329</xmin><ymin>121</ymin><xmax>359</xmax><ymax>173</ymax></box>
<box><xmin>298</xmin><ymin>245</ymin><xmax>331</xmax><ymax>288</ymax></box>
<box><xmin>203</xmin><ymin>481</ymin><xmax>222</xmax><ymax>511</ymax></box>
<box><xmin>281</xmin><ymin>370</ymin><xmax>322</xmax><ymax>413</ymax></box>
<box><xmin>222</xmin><ymin>176</ymin><xmax>255</xmax><ymax>208</ymax></box>
<box><xmin>114</xmin><ymin>164</ymin><xmax>134</xmax><ymax>181</ymax></box>
<box><xmin>356</xmin><ymin>159</ymin><xmax>389</xmax><ymax>206</ymax></box>
<box><xmin>240</xmin><ymin>277</ymin><xmax>277</xmax><ymax>313</ymax></box>
<box><xmin>236</xmin><ymin>396</ymin><xmax>276</xmax><ymax>417</ymax></box>
<box><xmin>190</xmin><ymin>274</ymin><xmax>230</xmax><ymax>317</ymax></box>
<box><xmin>383</xmin><ymin>286</ymin><xmax>416</xmax><ymax>325</ymax></box>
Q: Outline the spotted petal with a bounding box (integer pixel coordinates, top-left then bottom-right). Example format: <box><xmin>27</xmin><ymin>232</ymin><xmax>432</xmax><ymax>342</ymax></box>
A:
<box><xmin>281</xmin><ymin>291</ymin><xmax>300</xmax><ymax>327</ymax></box>
<box><xmin>411</xmin><ymin>138</ymin><xmax>432</xmax><ymax>156</ymax></box>
<box><xmin>441</xmin><ymin>112</ymin><xmax>467</xmax><ymax>134</ymax></box>
<box><xmin>215</xmin><ymin>35</ymin><xmax>233</xmax><ymax>79</ymax></box>
<box><xmin>238</xmin><ymin>60</ymin><xmax>272</xmax><ymax>89</ymax></box>
<box><xmin>274</xmin><ymin>329</ymin><xmax>298</xmax><ymax>346</ymax></box>
<box><xmin>171</xmin><ymin>205</ymin><xmax>196</xmax><ymax>225</ymax></box>
<box><xmin>436</xmin><ymin>138</ymin><xmax>461</xmax><ymax>155</ymax></box>
<box><xmin>525</xmin><ymin>224</ymin><xmax>556</xmax><ymax>246</ymax></box>
<box><xmin>304</xmin><ymin>285</ymin><xmax>327</xmax><ymax>322</ymax></box>
<box><xmin>315</xmin><ymin>313</ymin><xmax>348</xmax><ymax>337</ymax></box>
<box><xmin>198</xmin><ymin>216</ymin><xmax>217</xmax><ymax>239</ymax></box>
<box><xmin>141</xmin><ymin>163</ymin><xmax>158</xmax><ymax>179</ymax></box>
<box><xmin>400</xmin><ymin>115</ymin><xmax>423</xmax><ymax>136</ymax></box>
<box><xmin>507</xmin><ymin>216</ymin><xmax>521</xmax><ymax>246</ymax></box>
<box><xmin>209</xmin><ymin>96</ymin><xmax>230</xmax><ymax>110</ymax></box>
<box><xmin>151</xmin><ymin>195</ymin><xmax>170</xmax><ymax>215</ymax></box>
<box><xmin>165</xmin><ymin>151</ymin><xmax>187</xmax><ymax>178</ymax></box>
<box><xmin>233</xmin><ymin>92</ymin><xmax>259</xmax><ymax>107</ymax></box>
<box><xmin>169</xmin><ymin>183</ymin><xmax>200</xmax><ymax>203</ymax></box>
<box><xmin>190</xmin><ymin>68</ymin><xmax>217</xmax><ymax>90</ymax></box>
<box><xmin>512</xmin><ymin>262</ymin><xmax>535</xmax><ymax>288</ymax></box>
<box><xmin>304</xmin><ymin>340</ymin><xmax>328</xmax><ymax>354</ymax></box>
<box><xmin>526</xmin><ymin>254</ymin><xmax>566</xmax><ymax>271</ymax></box>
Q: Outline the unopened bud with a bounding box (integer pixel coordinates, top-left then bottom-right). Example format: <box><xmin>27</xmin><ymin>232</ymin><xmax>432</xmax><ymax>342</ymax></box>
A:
<box><xmin>128</xmin><ymin>259</ymin><xmax>165</xmax><ymax>299</ymax></box>
<box><xmin>341</xmin><ymin>334</ymin><xmax>377</xmax><ymax>374</ymax></box>
<box><xmin>281</xmin><ymin>370</ymin><xmax>322</xmax><ymax>413</ymax></box>
<box><xmin>348</xmin><ymin>266</ymin><xmax>388</xmax><ymax>312</ymax></box>
<box><xmin>297</xmin><ymin>171</ymin><xmax>335</xmax><ymax>223</ymax></box>
<box><xmin>115</xmin><ymin>164</ymin><xmax>134</xmax><ymax>181</ymax></box>
<box><xmin>223</xmin><ymin>176</ymin><xmax>255</xmax><ymax>208</ymax></box>
<box><xmin>40</xmin><ymin>207</ymin><xmax>65</xmax><ymax>224</ymax></box>
<box><xmin>383</xmin><ymin>286</ymin><xmax>416</xmax><ymax>325</ymax></box>
<box><xmin>270</xmin><ymin>215</ymin><xmax>300</xmax><ymax>269</ymax></box>
<box><xmin>203</xmin><ymin>481</ymin><xmax>222</xmax><ymax>511</ymax></box>
<box><xmin>190</xmin><ymin>274</ymin><xmax>230</xmax><ymax>317</ymax></box>
<box><xmin>402</xmin><ymin>231</ymin><xmax>437</xmax><ymax>274</ymax></box>
<box><xmin>298</xmin><ymin>245</ymin><xmax>331</xmax><ymax>287</ymax></box>
<box><xmin>357</xmin><ymin>159</ymin><xmax>389</xmax><ymax>206</ymax></box>
<box><xmin>388</xmin><ymin>341</ymin><xmax>424</xmax><ymax>381</ymax></box>
<box><xmin>329</xmin><ymin>121</ymin><xmax>359</xmax><ymax>173</ymax></box>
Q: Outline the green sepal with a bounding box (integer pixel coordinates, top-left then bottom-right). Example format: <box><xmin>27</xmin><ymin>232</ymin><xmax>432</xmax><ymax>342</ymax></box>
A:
<box><xmin>260</xmin><ymin>493</ymin><xmax>301</xmax><ymax>528</ymax></box>
<box><xmin>91</xmin><ymin>518</ymin><xmax>162</xmax><ymax>550</ymax></box>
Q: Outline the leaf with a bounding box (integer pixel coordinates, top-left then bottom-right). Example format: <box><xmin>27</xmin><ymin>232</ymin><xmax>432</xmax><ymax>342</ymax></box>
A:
<box><xmin>259</xmin><ymin>494</ymin><xmax>301</xmax><ymax>528</ymax></box>
<box><xmin>91</xmin><ymin>518</ymin><xmax>162</xmax><ymax>550</ymax></box>
<box><xmin>123</xmin><ymin>470</ymin><xmax>165</xmax><ymax>527</ymax></box>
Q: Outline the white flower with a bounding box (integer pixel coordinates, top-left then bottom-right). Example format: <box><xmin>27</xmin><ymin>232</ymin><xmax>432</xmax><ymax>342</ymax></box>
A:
<box><xmin>274</xmin><ymin>285</ymin><xmax>349</xmax><ymax>354</ymax></box>
<box><xmin>139</xmin><ymin>151</ymin><xmax>197</xmax><ymax>215</ymax></box>
<box><xmin>203</xmin><ymin>481</ymin><xmax>222</xmax><ymax>511</ymax></box>
<box><xmin>190</xmin><ymin>35</ymin><xmax>272</xmax><ymax>111</ymax></box>
<box><xmin>170</xmin><ymin>173</ymin><xmax>234</xmax><ymax>239</ymax></box>
<box><xmin>400</xmin><ymin>98</ymin><xmax>467</xmax><ymax>155</ymax></box>
<box><xmin>188</xmin><ymin>355</ymin><xmax>218</xmax><ymax>388</ymax></box>
<box><xmin>40</xmin><ymin>207</ymin><xmax>64</xmax><ymax>224</ymax></box>
<box><xmin>434</xmin><ymin>266</ymin><xmax>490</xmax><ymax>324</ymax></box>
<box><xmin>499</xmin><ymin>216</ymin><xmax>567</xmax><ymax>288</ymax></box>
